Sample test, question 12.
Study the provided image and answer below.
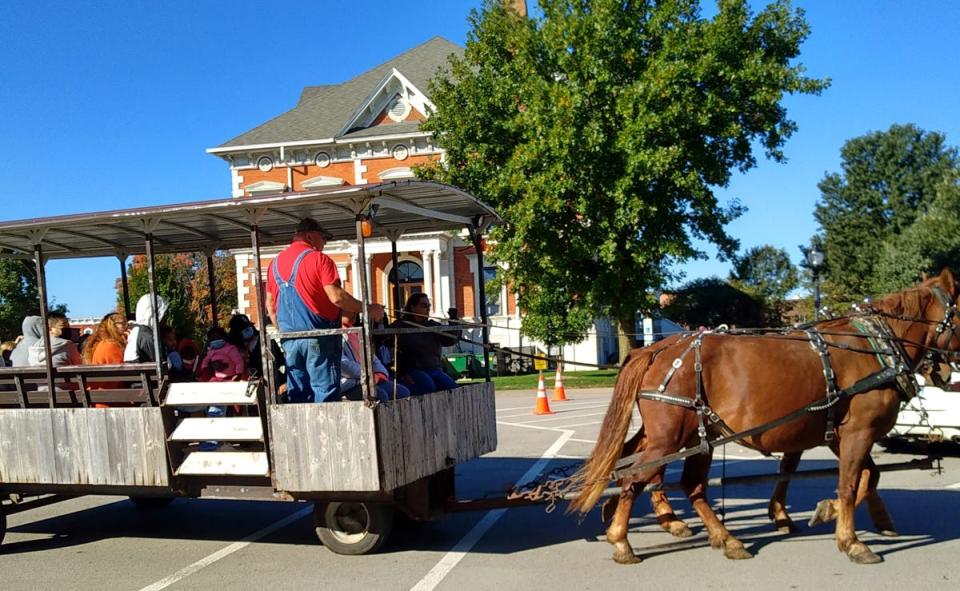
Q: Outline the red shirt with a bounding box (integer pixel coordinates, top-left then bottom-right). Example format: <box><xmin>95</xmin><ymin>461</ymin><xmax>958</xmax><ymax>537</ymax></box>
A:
<box><xmin>267</xmin><ymin>241</ymin><xmax>342</xmax><ymax>321</ymax></box>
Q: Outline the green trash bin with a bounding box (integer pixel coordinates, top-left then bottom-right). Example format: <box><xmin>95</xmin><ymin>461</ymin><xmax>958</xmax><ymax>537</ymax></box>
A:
<box><xmin>445</xmin><ymin>354</ymin><xmax>472</xmax><ymax>378</ymax></box>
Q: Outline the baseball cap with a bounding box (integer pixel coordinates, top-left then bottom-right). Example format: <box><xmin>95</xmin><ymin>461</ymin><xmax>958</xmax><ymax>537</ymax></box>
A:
<box><xmin>296</xmin><ymin>218</ymin><xmax>333</xmax><ymax>240</ymax></box>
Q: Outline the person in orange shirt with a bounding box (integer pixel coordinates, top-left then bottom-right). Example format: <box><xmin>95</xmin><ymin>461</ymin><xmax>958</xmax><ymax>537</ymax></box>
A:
<box><xmin>83</xmin><ymin>312</ymin><xmax>129</xmax><ymax>401</ymax></box>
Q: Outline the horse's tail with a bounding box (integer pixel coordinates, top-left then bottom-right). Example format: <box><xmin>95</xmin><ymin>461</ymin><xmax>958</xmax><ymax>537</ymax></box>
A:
<box><xmin>567</xmin><ymin>349</ymin><xmax>655</xmax><ymax>515</ymax></box>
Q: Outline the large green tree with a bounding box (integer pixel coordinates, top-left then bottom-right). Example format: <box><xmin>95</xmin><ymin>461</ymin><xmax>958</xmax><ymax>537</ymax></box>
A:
<box><xmin>420</xmin><ymin>0</ymin><xmax>827</xmax><ymax>359</ymax></box>
<box><xmin>728</xmin><ymin>244</ymin><xmax>798</xmax><ymax>325</ymax></box>
<box><xmin>814</xmin><ymin>124</ymin><xmax>959</xmax><ymax>304</ymax></box>
<box><xmin>0</xmin><ymin>256</ymin><xmax>68</xmax><ymax>340</ymax></box>
<box><xmin>0</xmin><ymin>257</ymin><xmax>40</xmax><ymax>340</ymax></box>
<box><xmin>662</xmin><ymin>277</ymin><xmax>765</xmax><ymax>329</ymax></box>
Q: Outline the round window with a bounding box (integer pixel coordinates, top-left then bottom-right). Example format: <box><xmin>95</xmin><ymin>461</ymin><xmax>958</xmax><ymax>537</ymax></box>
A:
<box><xmin>392</xmin><ymin>144</ymin><xmax>409</xmax><ymax>161</ymax></box>
<box><xmin>257</xmin><ymin>156</ymin><xmax>274</xmax><ymax>172</ymax></box>
<box><xmin>387</xmin><ymin>96</ymin><xmax>411</xmax><ymax>122</ymax></box>
<box><xmin>314</xmin><ymin>151</ymin><xmax>331</xmax><ymax>168</ymax></box>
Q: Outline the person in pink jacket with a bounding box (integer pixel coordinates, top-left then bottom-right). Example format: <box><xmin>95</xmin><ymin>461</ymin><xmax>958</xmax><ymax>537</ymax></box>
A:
<box><xmin>198</xmin><ymin>326</ymin><xmax>246</xmax><ymax>382</ymax></box>
<box><xmin>196</xmin><ymin>326</ymin><xmax>246</xmax><ymax>451</ymax></box>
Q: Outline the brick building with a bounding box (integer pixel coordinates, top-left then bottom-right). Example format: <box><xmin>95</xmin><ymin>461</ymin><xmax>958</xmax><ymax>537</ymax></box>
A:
<box><xmin>208</xmin><ymin>37</ymin><xmax>618</xmax><ymax>367</ymax></box>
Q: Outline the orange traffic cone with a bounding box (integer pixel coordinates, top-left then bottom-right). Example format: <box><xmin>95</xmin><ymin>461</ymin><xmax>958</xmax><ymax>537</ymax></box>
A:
<box><xmin>552</xmin><ymin>365</ymin><xmax>568</xmax><ymax>401</ymax></box>
<box><xmin>533</xmin><ymin>371</ymin><xmax>554</xmax><ymax>415</ymax></box>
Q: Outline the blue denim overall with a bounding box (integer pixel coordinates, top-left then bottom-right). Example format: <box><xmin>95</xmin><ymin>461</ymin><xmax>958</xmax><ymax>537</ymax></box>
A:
<box><xmin>273</xmin><ymin>250</ymin><xmax>342</xmax><ymax>403</ymax></box>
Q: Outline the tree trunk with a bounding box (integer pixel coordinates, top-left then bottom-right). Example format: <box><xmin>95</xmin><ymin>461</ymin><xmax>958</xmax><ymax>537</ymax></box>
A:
<box><xmin>616</xmin><ymin>313</ymin><xmax>636</xmax><ymax>365</ymax></box>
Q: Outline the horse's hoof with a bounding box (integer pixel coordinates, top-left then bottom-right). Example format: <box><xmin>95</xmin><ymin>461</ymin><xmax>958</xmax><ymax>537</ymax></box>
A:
<box><xmin>878</xmin><ymin>529</ymin><xmax>899</xmax><ymax>538</ymax></box>
<box><xmin>774</xmin><ymin>519</ymin><xmax>799</xmax><ymax>534</ymax></box>
<box><xmin>848</xmin><ymin>547</ymin><xmax>882</xmax><ymax>565</ymax></box>
<box><xmin>808</xmin><ymin>499</ymin><xmax>836</xmax><ymax>527</ymax></box>
<box><xmin>724</xmin><ymin>545</ymin><xmax>754</xmax><ymax>560</ymax></box>
<box><xmin>612</xmin><ymin>550</ymin><xmax>642</xmax><ymax>565</ymax></box>
<box><xmin>668</xmin><ymin>522</ymin><xmax>694</xmax><ymax>538</ymax></box>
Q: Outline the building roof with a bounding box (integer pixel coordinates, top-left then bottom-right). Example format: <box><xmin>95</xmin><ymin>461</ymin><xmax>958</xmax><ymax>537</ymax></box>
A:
<box><xmin>0</xmin><ymin>181</ymin><xmax>499</xmax><ymax>260</ymax></box>
<box><xmin>212</xmin><ymin>37</ymin><xmax>462</xmax><ymax>150</ymax></box>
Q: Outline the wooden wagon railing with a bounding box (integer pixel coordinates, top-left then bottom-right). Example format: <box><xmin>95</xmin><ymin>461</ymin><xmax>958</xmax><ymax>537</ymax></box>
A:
<box><xmin>0</xmin><ymin>364</ymin><xmax>161</xmax><ymax>408</ymax></box>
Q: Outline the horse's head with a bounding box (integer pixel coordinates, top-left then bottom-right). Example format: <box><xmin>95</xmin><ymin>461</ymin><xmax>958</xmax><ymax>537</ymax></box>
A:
<box><xmin>917</xmin><ymin>269</ymin><xmax>960</xmax><ymax>378</ymax></box>
<box><xmin>925</xmin><ymin>268</ymin><xmax>960</xmax><ymax>351</ymax></box>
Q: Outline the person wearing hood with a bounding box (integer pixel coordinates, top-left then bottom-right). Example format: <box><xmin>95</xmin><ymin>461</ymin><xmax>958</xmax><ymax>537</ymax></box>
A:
<box><xmin>10</xmin><ymin>315</ymin><xmax>43</xmax><ymax>367</ymax></box>
<box><xmin>123</xmin><ymin>294</ymin><xmax>169</xmax><ymax>363</ymax></box>
<box><xmin>228</xmin><ymin>313</ymin><xmax>262</xmax><ymax>378</ymax></box>
<box><xmin>27</xmin><ymin>312</ymin><xmax>82</xmax><ymax>368</ymax></box>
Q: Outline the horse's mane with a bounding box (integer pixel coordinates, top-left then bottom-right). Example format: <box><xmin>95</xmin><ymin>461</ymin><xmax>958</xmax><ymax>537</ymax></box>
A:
<box><xmin>869</xmin><ymin>269</ymin><xmax>957</xmax><ymax>319</ymax></box>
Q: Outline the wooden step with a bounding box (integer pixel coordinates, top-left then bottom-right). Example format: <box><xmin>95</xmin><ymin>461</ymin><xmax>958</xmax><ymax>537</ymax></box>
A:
<box><xmin>169</xmin><ymin>417</ymin><xmax>264</xmax><ymax>442</ymax></box>
<box><xmin>176</xmin><ymin>451</ymin><xmax>269</xmax><ymax>476</ymax></box>
<box><xmin>164</xmin><ymin>381</ymin><xmax>258</xmax><ymax>406</ymax></box>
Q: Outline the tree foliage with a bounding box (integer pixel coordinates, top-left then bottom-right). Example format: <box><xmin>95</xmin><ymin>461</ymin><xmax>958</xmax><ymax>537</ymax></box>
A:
<box><xmin>814</xmin><ymin>124</ymin><xmax>959</xmax><ymax>304</ymax></box>
<box><xmin>0</xmin><ymin>256</ymin><xmax>67</xmax><ymax>340</ymax></box>
<box><xmin>662</xmin><ymin>277</ymin><xmax>765</xmax><ymax>329</ymax></box>
<box><xmin>728</xmin><ymin>244</ymin><xmax>798</xmax><ymax>325</ymax></box>
<box><xmin>419</xmin><ymin>0</ymin><xmax>827</xmax><ymax>352</ymax></box>
<box><xmin>118</xmin><ymin>252</ymin><xmax>237</xmax><ymax>340</ymax></box>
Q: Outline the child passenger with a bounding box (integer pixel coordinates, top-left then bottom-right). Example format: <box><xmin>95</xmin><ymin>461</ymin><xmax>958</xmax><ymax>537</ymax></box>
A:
<box><xmin>196</xmin><ymin>326</ymin><xmax>246</xmax><ymax>451</ymax></box>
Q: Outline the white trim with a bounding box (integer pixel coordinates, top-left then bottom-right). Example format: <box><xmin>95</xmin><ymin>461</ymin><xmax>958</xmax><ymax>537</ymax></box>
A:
<box><xmin>301</xmin><ymin>175</ymin><xmax>346</xmax><ymax>188</ymax></box>
<box><xmin>378</xmin><ymin>166</ymin><xmax>415</xmax><ymax>181</ymax></box>
<box><xmin>244</xmin><ymin>180</ymin><xmax>286</xmax><ymax>195</ymax></box>
<box><xmin>230</xmin><ymin>169</ymin><xmax>244</xmax><ymax>198</ymax></box>
<box><xmin>338</xmin><ymin>68</ymin><xmax>437</xmax><ymax>137</ymax></box>
<box><xmin>234</xmin><ymin>253</ymin><xmax>252</xmax><ymax>314</ymax></box>
<box><xmin>207</xmin><ymin>138</ymin><xmax>337</xmax><ymax>155</ymax></box>
<box><xmin>353</xmin><ymin>159</ymin><xmax>367</xmax><ymax>184</ymax></box>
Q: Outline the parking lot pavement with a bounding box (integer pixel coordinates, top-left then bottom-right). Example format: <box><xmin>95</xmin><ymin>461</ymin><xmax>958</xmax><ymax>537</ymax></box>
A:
<box><xmin>2</xmin><ymin>388</ymin><xmax>959</xmax><ymax>591</ymax></box>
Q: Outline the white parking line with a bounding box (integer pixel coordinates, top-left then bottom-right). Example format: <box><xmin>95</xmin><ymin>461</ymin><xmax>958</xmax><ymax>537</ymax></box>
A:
<box><xmin>496</xmin><ymin>400</ymin><xmax>609</xmax><ymax>413</ymax></box>
<box><xmin>517</xmin><ymin>411</ymin><xmax>608</xmax><ymax>424</ymax></box>
<box><xmin>496</xmin><ymin>403</ymin><xmax>609</xmax><ymax>418</ymax></box>
<box><xmin>410</xmin><ymin>430</ymin><xmax>574</xmax><ymax>591</ymax></box>
<box><xmin>552</xmin><ymin>420</ymin><xmax>603</xmax><ymax>429</ymax></box>
<box><xmin>137</xmin><ymin>505</ymin><xmax>312</xmax><ymax>591</ymax></box>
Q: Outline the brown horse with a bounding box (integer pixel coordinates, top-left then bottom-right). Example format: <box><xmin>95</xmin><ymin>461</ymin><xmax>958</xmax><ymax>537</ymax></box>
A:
<box><xmin>570</xmin><ymin>269</ymin><xmax>960</xmax><ymax>564</ymax></box>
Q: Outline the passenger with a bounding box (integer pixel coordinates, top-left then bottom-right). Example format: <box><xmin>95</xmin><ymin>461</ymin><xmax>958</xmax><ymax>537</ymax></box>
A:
<box><xmin>177</xmin><ymin>335</ymin><xmax>199</xmax><ymax>374</ymax></box>
<box><xmin>9</xmin><ymin>315</ymin><xmax>43</xmax><ymax>366</ymax></box>
<box><xmin>228</xmin><ymin>313</ymin><xmax>262</xmax><ymax>378</ymax></box>
<box><xmin>339</xmin><ymin>311</ymin><xmax>410</xmax><ymax>402</ymax></box>
<box><xmin>162</xmin><ymin>326</ymin><xmax>188</xmax><ymax>380</ymax></box>
<box><xmin>28</xmin><ymin>312</ymin><xmax>82</xmax><ymax>368</ymax></box>
<box><xmin>83</xmin><ymin>312</ymin><xmax>127</xmax><ymax>366</ymax></box>
<box><xmin>0</xmin><ymin>340</ymin><xmax>14</xmax><ymax>366</ymax></box>
<box><xmin>392</xmin><ymin>294</ymin><xmax>460</xmax><ymax>395</ymax></box>
<box><xmin>265</xmin><ymin>218</ymin><xmax>383</xmax><ymax>403</ymax></box>
<box><xmin>197</xmin><ymin>326</ymin><xmax>247</xmax><ymax>383</ymax></box>
<box><xmin>82</xmin><ymin>312</ymin><xmax>128</xmax><ymax>399</ymax></box>
<box><xmin>196</xmin><ymin>326</ymin><xmax>246</xmax><ymax>451</ymax></box>
<box><xmin>123</xmin><ymin>294</ymin><xmax>169</xmax><ymax>363</ymax></box>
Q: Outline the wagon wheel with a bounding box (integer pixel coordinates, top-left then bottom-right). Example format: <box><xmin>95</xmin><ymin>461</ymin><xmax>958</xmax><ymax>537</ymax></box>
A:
<box><xmin>128</xmin><ymin>496</ymin><xmax>175</xmax><ymax>510</ymax></box>
<box><xmin>314</xmin><ymin>501</ymin><xmax>394</xmax><ymax>555</ymax></box>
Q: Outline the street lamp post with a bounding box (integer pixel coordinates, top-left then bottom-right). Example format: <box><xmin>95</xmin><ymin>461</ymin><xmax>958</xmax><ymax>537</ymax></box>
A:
<box><xmin>808</xmin><ymin>246</ymin><xmax>824</xmax><ymax>321</ymax></box>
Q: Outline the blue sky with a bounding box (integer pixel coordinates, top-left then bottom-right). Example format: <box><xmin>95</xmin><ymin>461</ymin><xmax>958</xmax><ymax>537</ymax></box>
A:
<box><xmin>1</xmin><ymin>1</ymin><xmax>958</xmax><ymax>318</ymax></box>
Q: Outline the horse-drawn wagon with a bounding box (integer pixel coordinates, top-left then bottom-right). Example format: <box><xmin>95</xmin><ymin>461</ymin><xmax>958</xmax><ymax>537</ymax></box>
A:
<box><xmin>0</xmin><ymin>180</ymin><xmax>499</xmax><ymax>554</ymax></box>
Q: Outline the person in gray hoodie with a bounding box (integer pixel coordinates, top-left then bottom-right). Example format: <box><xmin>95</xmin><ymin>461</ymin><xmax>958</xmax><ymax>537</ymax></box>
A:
<box><xmin>10</xmin><ymin>315</ymin><xmax>43</xmax><ymax>366</ymax></box>
<box><xmin>123</xmin><ymin>294</ymin><xmax>169</xmax><ymax>363</ymax></box>
<box><xmin>27</xmin><ymin>312</ymin><xmax>81</xmax><ymax>367</ymax></box>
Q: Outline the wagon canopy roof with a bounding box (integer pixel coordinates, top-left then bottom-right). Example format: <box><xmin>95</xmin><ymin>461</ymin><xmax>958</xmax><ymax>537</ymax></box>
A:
<box><xmin>0</xmin><ymin>181</ymin><xmax>499</xmax><ymax>260</ymax></box>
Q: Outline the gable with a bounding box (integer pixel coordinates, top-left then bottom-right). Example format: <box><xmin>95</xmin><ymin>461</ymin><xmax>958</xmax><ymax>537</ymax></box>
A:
<box><xmin>337</xmin><ymin>68</ymin><xmax>435</xmax><ymax>137</ymax></box>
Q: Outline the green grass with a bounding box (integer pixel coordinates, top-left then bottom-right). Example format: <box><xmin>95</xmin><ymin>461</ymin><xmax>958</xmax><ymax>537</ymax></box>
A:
<box><xmin>462</xmin><ymin>369</ymin><xmax>619</xmax><ymax>390</ymax></box>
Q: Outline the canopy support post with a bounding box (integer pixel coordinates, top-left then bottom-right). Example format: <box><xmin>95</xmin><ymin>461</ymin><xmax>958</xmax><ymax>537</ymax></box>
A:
<box><xmin>355</xmin><ymin>215</ymin><xmax>375</xmax><ymax>402</ymax></box>
<box><xmin>206</xmin><ymin>252</ymin><xmax>218</xmax><ymax>327</ymax></box>
<box><xmin>469</xmin><ymin>221</ymin><xmax>492</xmax><ymax>383</ymax></box>
<box><xmin>144</xmin><ymin>231</ymin><xmax>164</xmax><ymax>389</ymax></box>
<box><xmin>250</xmin><ymin>224</ymin><xmax>276</xmax><ymax>402</ymax></box>
<box><xmin>32</xmin><ymin>242</ymin><xmax>57</xmax><ymax>404</ymax></box>
<box><xmin>118</xmin><ymin>253</ymin><xmax>132</xmax><ymax>320</ymax></box>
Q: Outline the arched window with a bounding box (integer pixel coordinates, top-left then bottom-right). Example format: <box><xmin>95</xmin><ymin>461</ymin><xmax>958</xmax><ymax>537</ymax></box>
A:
<box><xmin>388</xmin><ymin>261</ymin><xmax>425</xmax><ymax>312</ymax></box>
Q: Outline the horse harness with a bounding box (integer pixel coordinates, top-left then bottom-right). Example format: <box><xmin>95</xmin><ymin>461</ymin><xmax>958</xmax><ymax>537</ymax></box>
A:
<box><xmin>613</xmin><ymin>318</ymin><xmax>919</xmax><ymax>481</ymax></box>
